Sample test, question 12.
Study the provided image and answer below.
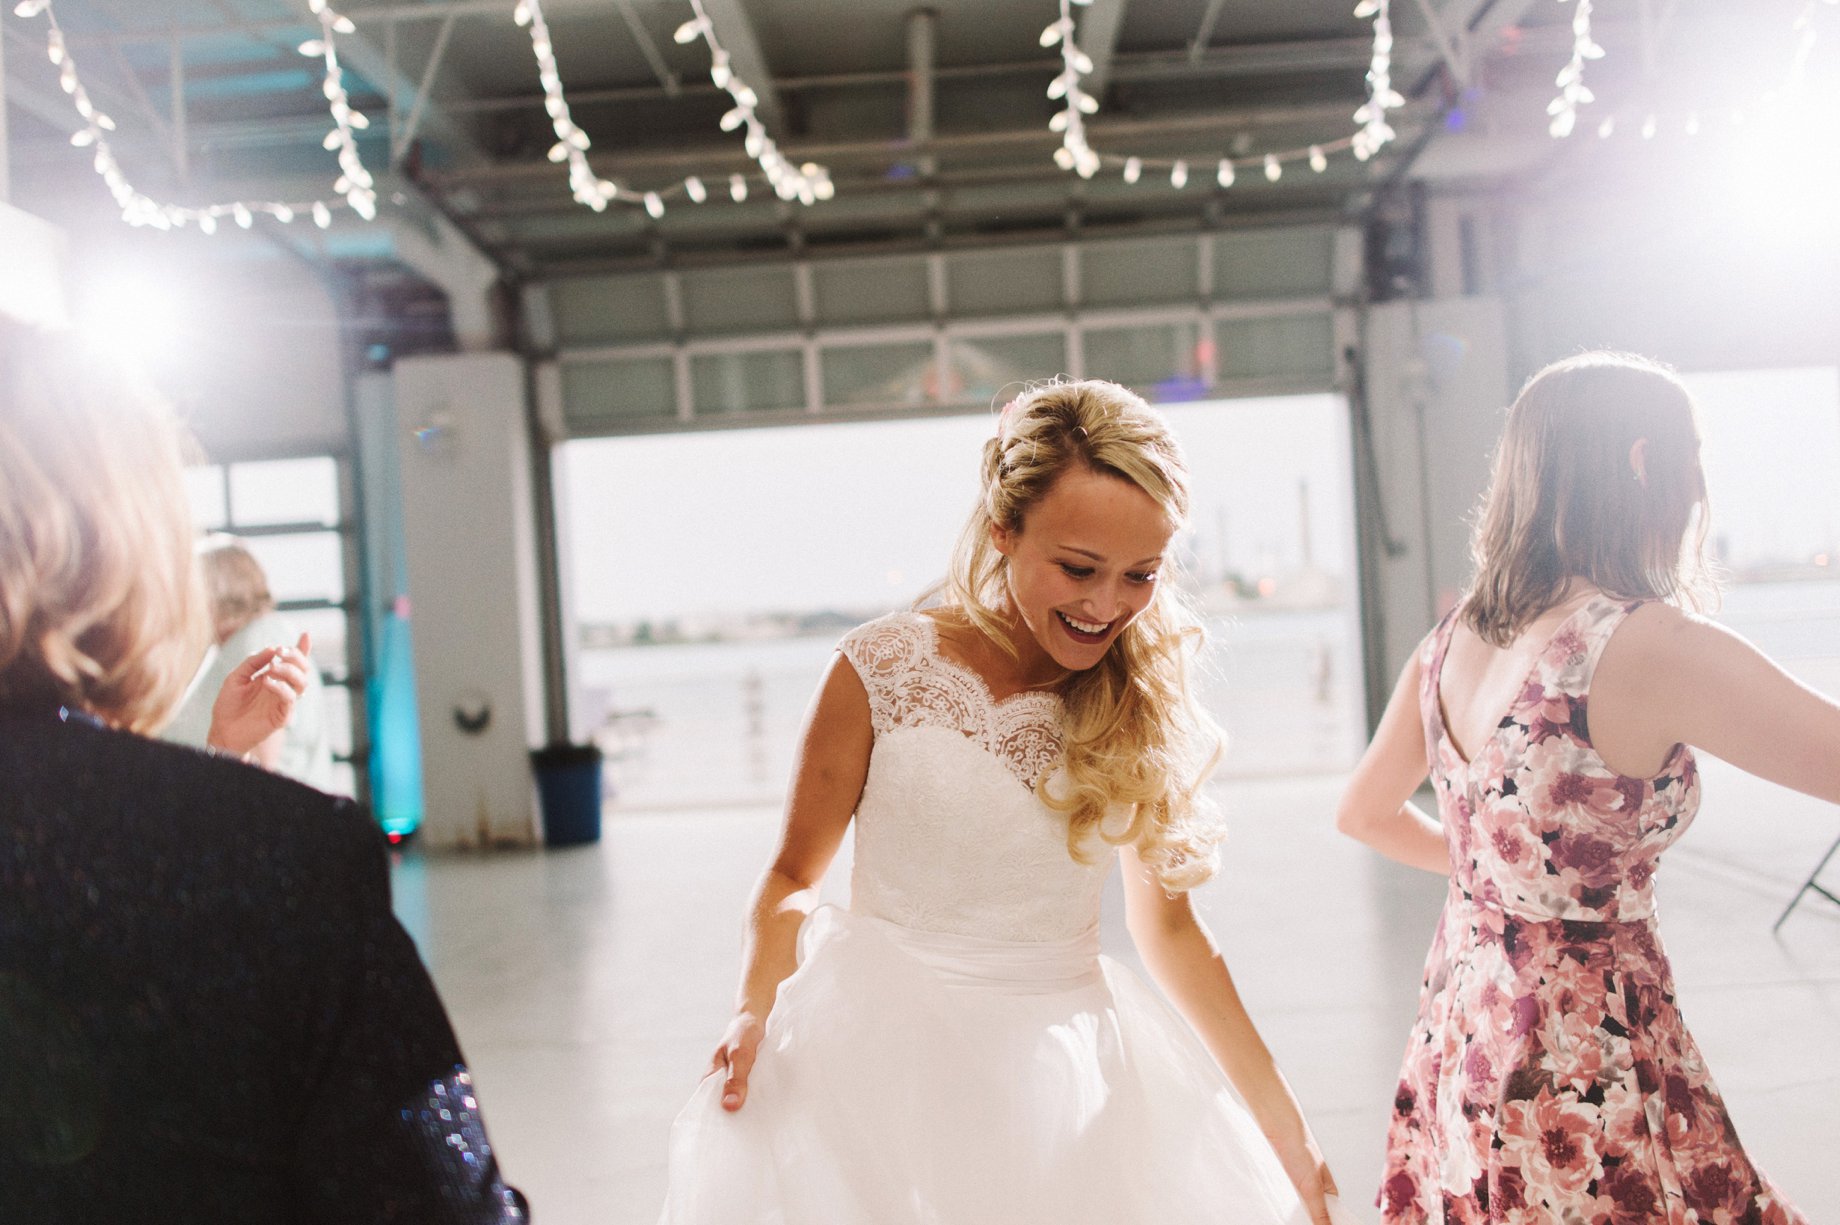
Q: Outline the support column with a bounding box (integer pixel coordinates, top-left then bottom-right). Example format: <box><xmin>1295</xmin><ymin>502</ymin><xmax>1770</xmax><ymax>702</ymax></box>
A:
<box><xmin>394</xmin><ymin>352</ymin><xmax>545</xmax><ymax>849</ymax></box>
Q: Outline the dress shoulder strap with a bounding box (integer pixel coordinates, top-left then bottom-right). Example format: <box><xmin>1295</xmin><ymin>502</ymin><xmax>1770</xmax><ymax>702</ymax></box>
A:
<box><xmin>836</xmin><ymin>611</ymin><xmax>932</xmax><ymax>737</ymax></box>
<box><xmin>1567</xmin><ymin>595</ymin><xmax>1649</xmax><ymax>693</ymax></box>
<box><xmin>1418</xmin><ymin>604</ymin><xmax>1462</xmax><ymax>750</ymax></box>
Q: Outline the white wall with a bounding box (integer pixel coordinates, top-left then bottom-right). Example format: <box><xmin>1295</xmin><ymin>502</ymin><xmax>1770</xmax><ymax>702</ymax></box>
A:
<box><xmin>394</xmin><ymin>353</ymin><xmax>546</xmax><ymax>849</ymax></box>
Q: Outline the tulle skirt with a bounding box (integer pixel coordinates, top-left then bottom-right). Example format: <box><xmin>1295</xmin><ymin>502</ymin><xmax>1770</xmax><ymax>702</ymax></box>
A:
<box><xmin>661</xmin><ymin>905</ymin><xmax>1357</xmax><ymax>1224</ymax></box>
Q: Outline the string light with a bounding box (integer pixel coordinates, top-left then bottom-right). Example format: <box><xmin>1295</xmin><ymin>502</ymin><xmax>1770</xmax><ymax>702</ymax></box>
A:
<box><xmin>301</xmin><ymin>0</ymin><xmax>376</xmax><ymax>220</ymax></box>
<box><xmin>1042</xmin><ymin>0</ymin><xmax>1101</xmax><ymax>179</ymax></box>
<box><xmin>1546</xmin><ymin>0</ymin><xmax>1603</xmax><ymax>137</ymax></box>
<box><xmin>1047</xmin><ymin>0</ymin><xmax>1370</xmax><ymax>193</ymax></box>
<box><xmin>1351</xmin><ymin>0</ymin><xmax>1401</xmax><ymax>160</ymax></box>
<box><xmin>12</xmin><ymin>0</ymin><xmax>367</xmax><ymax>231</ymax></box>
<box><xmin>516</xmin><ymin>0</ymin><xmax>626</xmax><ymax>212</ymax></box>
<box><xmin>673</xmin><ymin>0</ymin><xmax>832</xmax><ymax>205</ymax></box>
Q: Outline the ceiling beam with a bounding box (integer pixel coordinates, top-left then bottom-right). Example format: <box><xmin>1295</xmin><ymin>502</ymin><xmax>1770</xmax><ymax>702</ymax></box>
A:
<box><xmin>419</xmin><ymin>97</ymin><xmax>1410</xmax><ymax>187</ymax></box>
<box><xmin>696</xmin><ymin>0</ymin><xmax>783</xmax><ymax>131</ymax></box>
<box><xmin>53</xmin><ymin>1</ymin><xmax>508</xmax><ymax>48</ymax></box>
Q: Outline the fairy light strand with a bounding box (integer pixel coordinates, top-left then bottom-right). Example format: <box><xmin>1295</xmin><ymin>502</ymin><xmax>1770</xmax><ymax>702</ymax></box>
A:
<box><xmin>11</xmin><ymin>0</ymin><xmax>368</xmax><ymax>230</ymax></box>
<box><xmin>1041</xmin><ymin>0</ymin><xmax>1101</xmax><ymax>179</ymax></box>
<box><xmin>1547</xmin><ymin>0</ymin><xmax>1603</xmax><ymax>137</ymax></box>
<box><xmin>673</xmin><ymin>0</ymin><xmax>832</xmax><ymax>206</ymax></box>
<box><xmin>1044</xmin><ymin>0</ymin><xmax>1365</xmax><ymax>190</ymax></box>
<box><xmin>1350</xmin><ymin>0</ymin><xmax>1401</xmax><ymax>160</ymax></box>
<box><xmin>513</xmin><ymin>0</ymin><xmax>626</xmax><ymax>212</ymax></box>
<box><xmin>302</xmin><ymin>0</ymin><xmax>377</xmax><ymax>219</ymax></box>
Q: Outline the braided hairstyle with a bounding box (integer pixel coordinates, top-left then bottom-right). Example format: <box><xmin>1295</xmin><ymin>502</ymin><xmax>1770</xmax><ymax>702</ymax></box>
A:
<box><xmin>941</xmin><ymin>378</ymin><xmax>1227</xmax><ymax>891</ymax></box>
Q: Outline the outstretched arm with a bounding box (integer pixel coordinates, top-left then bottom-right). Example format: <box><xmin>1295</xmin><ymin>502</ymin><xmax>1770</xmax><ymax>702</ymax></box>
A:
<box><xmin>1121</xmin><ymin>849</ymin><xmax>1340</xmax><ymax>1225</ymax></box>
<box><xmin>1609</xmin><ymin>607</ymin><xmax>1840</xmax><ymax>801</ymax></box>
<box><xmin>711</xmin><ymin>652</ymin><xmax>872</xmax><ymax>1112</ymax></box>
<box><xmin>1334</xmin><ymin>649</ymin><xmax>1447</xmax><ymax>873</ymax></box>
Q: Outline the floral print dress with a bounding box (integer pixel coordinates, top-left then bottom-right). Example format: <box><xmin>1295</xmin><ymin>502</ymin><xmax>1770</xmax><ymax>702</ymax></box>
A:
<box><xmin>1380</xmin><ymin>595</ymin><xmax>1808</xmax><ymax>1224</ymax></box>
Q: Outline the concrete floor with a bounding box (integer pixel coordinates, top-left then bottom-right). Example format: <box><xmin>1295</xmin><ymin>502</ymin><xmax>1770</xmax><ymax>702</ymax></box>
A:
<box><xmin>391</xmin><ymin>741</ymin><xmax>1840</xmax><ymax>1225</ymax></box>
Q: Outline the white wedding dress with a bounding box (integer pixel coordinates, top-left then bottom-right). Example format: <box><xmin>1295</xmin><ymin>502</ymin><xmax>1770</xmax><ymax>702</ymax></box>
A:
<box><xmin>661</xmin><ymin>611</ymin><xmax>1352</xmax><ymax>1225</ymax></box>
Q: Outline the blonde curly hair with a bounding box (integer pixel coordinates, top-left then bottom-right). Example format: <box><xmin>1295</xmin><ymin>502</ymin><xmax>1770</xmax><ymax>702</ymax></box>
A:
<box><xmin>0</xmin><ymin>321</ymin><xmax>207</xmax><ymax>732</ymax></box>
<box><xmin>943</xmin><ymin>378</ymin><xmax>1226</xmax><ymax>892</ymax></box>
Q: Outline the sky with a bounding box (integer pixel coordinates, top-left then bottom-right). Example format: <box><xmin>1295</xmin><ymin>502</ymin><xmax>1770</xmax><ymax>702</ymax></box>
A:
<box><xmin>558</xmin><ymin>393</ymin><xmax>1353</xmax><ymax>625</ymax></box>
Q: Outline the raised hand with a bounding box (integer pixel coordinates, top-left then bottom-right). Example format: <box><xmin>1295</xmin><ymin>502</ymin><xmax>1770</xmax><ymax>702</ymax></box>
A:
<box><xmin>707</xmin><ymin>1011</ymin><xmax>766</xmax><ymax>1112</ymax></box>
<box><xmin>207</xmin><ymin>632</ymin><xmax>313</xmax><ymax>762</ymax></box>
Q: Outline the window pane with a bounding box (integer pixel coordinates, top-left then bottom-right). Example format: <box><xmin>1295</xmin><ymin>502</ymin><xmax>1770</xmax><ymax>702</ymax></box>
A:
<box><xmin>319</xmin><ymin>681</ymin><xmax>355</xmax><ymax>759</ymax></box>
<box><xmin>228</xmin><ymin>457</ymin><xmax>340</xmax><ymax>527</ymax></box>
<box><xmin>1083</xmin><ymin>321</ymin><xmax>1206</xmax><ymax>394</ymax></box>
<box><xmin>1213</xmin><ymin>228</ymin><xmax>1335</xmax><ymax>300</ymax></box>
<box><xmin>551</xmin><ymin>274</ymin><xmax>671</xmax><ymax>345</ymax></box>
<box><xmin>184</xmin><ymin>465</ymin><xmax>227</xmax><ymax>531</ymax></box>
<box><xmin>946</xmin><ymin>247</ymin><xmax>1063</xmax><ymax>318</ymax></box>
<box><xmin>242</xmin><ymin>531</ymin><xmax>346</xmax><ymax>604</ymax></box>
<box><xmin>948</xmin><ymin>333</ymin><xmax>1068</xmax><ymax>404</ymax></box>
<box><xmin>562</xmin><ymin>356</ymin><xmax>676</xmax><ymax>429</ymax></box>
<box><xmin>1215</xmin><ymin>313</ymin><xmax>1334</xmax><ymax>381</ymax></box>
<box><xmin>1082</xmin><ymin>237</ymin><xmax>1199</xmax><ymax>307</ymax></box>
<box><xmin>691</xmin><ymin>349</ymin><xmax>806</xmax><ymax>416</ymax></box>
<box><xmin>813</xmin><ymin>258</ymin><xmax>930</xmax><ymax>327</ymax></box>
<box><xmin>289</xmin><ymin>605</ymin><xmax>352</xmax><ymax>681</ymax></box>
<box><xmin>820</xmin><ymin>341</ymin><xmax>937</xmax><ymax>408</ymax></box>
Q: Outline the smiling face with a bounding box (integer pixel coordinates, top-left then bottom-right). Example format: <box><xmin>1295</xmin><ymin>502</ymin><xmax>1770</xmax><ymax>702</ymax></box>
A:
<box><xmin>991</xmin><ymin>463</ymin><xmax>1176</xmax><ymax>676</ymax></box>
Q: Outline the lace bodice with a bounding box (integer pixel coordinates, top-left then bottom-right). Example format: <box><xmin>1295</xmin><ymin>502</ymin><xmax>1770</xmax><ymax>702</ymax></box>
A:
<box><xmin>838</xmin><ymin>612</ymin><xmax>1111</xmax><ymax>942</ymax></box>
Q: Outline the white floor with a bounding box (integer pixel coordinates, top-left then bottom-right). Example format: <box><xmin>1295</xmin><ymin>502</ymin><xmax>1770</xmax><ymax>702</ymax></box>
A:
<box><xmin>390</xmin><ymin>741</ymin><xmax>1840</xmax><ymax>1225</ymax></box>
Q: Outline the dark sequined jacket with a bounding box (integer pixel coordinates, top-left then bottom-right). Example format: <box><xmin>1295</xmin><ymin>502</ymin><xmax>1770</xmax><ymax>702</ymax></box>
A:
<box><xmin>0</xmin><ymin>704</ymin><xmax>528</xmax><ymax>1223</ymax></box>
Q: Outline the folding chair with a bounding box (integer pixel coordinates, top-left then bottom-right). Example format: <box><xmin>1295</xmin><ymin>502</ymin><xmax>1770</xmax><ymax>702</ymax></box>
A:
<box><xmin>1774</xmin><ymin>829</ymin><xmax>1840</xmax><ymax>932</ymax></box>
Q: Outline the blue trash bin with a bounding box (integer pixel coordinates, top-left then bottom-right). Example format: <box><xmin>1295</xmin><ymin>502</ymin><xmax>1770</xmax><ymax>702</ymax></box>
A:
<box><xmin>531</xmin><ymin>743</ymin><xmax>603</xmax><ymax>847</ymax></box>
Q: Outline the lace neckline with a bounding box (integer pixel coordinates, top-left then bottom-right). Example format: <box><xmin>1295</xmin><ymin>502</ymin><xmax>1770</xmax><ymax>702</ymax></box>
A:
<box><xmin>912</xmin><ymin>613</ymin><xmax>1063</xmax><ymax>715</ymax></box>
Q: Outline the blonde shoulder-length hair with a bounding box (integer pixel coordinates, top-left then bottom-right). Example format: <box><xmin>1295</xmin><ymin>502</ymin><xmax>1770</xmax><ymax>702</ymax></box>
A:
<box><xmin>1464</xmin><ymin>350</ymin><xmax>1716</xmax><ymax>646</ymax></box>
<box><xmin>0</xmin><ymin>320</ymin><xmax>207</xmax><ymax>732</ymax></box>
<box><xmin>941</xmin><ymin>378</ymin><xmax>1227</xmax><ymax>893</ymax></box>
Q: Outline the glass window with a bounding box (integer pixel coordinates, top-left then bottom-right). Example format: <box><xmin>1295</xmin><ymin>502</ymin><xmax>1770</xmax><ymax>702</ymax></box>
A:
<box><xmin>228</xmin><ymin>457</ymin><xmax>340</xmax><ymax>527</ymax></box>
<box><xmin>184</xmin><ymin>465</ymin><xmax>228</xmax><ymax>531</ymax></box>
<box><xmin>948</xmin><ymin>333</ymin><xmax>1068</xmax><ymax>403</ymax></box>
<box><xmin>242</xmin><ymin>531</ymin><xmax>346</xmax><ymax>604</ymax></box>
<box><xmin>691</xmin><ymin>349</ymin><xmax>806</xmax><ymax>416</ymax></box>
<box><xmin>946</xmin><ymin>247</ymin><xmax>1064</xmax><ymax>318</ymax></box>
<box><xmin>1215</xmin><ymin>313</ymin><xmax>1335</xmax><ymax>381</ymax></box>
<box><xmin>1083</xmin><ymin>320</ymin><xmax>1206</xmax><ymax>394</ymax></box>
<box><xmin>562</xmin><ymin>356</ymin><xmax>677</xmax><ymax>428</ymax></box>
<box><xmin>813</xmin><ymin>257</ymin><xmax>931</xmax><ymax>327</ymax></box>
<box><xmin>1213</xmin><ymin>228</ymin><xmax>1336</xmax><ymax>300</ymax></box>
<box><xmin>1082</xmin><ymin>237</ymin><xmax>1200</xmax><ymax>308</ymax></box>
<box><xmin>820</xmin><ymin>341</ymin><xmax>938</xmax><ymax>408</ymax></box>
<box><xmin>288</xmin><ymin>605</ymin><xmax>352</xmax><ymax>682</ymax></box>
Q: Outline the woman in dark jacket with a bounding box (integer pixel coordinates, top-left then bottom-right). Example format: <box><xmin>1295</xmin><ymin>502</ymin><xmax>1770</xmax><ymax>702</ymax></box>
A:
<box><xmin>0</xmin><ymin>319</ymin><xmax>528</xmax><ymax>1223</ymax></box>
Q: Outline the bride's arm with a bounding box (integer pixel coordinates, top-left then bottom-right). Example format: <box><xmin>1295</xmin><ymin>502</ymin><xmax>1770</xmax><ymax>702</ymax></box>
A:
<box><xmin>713</xmin><ymin>652</ymin><xmax>872</xmax><ymax>1112</ymax></box>
<box><xmin>1121</xmin><ymin>850</ymin><xmax>1340</xmax><ymax>1225</ymax></box>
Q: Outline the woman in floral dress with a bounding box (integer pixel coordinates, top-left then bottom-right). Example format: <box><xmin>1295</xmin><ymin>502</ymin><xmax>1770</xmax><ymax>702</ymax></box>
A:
<box><xmin>1336</xmin><ymin>351</ymin><xmax>1836</xmax><ymax>1223</ymax></box>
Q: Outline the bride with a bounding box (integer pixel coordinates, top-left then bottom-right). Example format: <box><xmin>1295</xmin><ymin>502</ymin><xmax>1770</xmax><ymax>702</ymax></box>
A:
<box><xmin>661</xmin><ymin>379</ymin><xmax>1356</xmax><ymax>1225</ymax></box>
